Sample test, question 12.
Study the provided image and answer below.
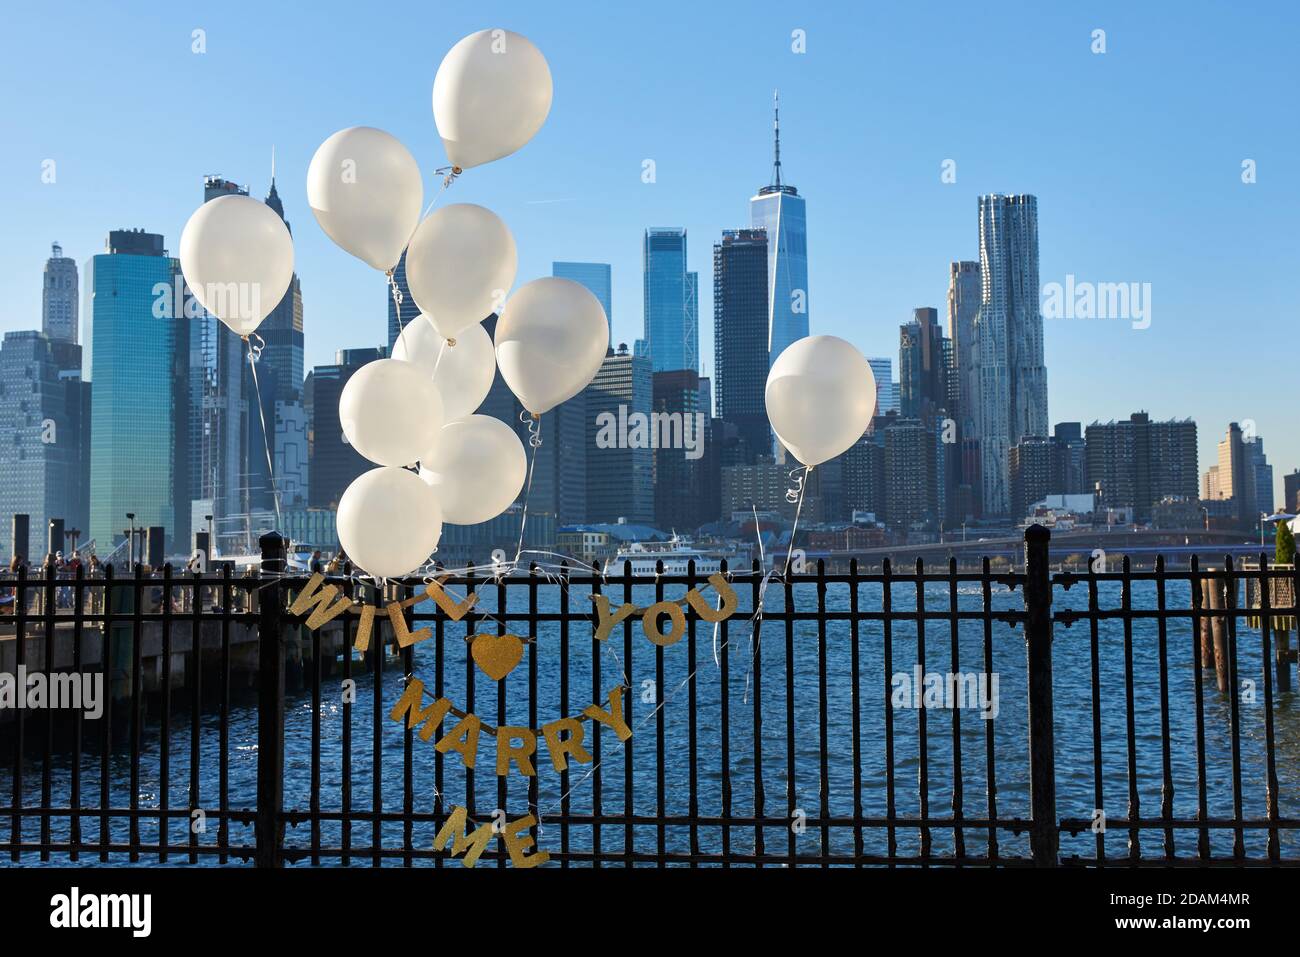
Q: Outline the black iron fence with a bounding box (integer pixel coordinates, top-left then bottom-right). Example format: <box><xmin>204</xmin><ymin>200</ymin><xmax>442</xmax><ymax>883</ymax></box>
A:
<box><xmin>1</xmin><ymin>527</ymin><xmax>1297</xmax><ymax>867</ymax></box>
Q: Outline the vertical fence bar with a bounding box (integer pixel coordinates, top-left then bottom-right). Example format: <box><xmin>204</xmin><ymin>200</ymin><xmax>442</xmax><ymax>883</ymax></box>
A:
<box><xmin>1256</xmin><ymin>555</ymin><xmax>1279</xmax><ymax>863</ymax></box>
<box><xmin>1121</xmin><ymin>556</ymin><xmax>1140</xmax><ymax>862</ymax></box>
<box><xmin>719</xmin><ymin>559</ymin><xmax>732</xmax><ymax>866</ymax></box>
<box><xmin>1188</xmin><ymin>558</ymin><xmax>1210</xmax><ymax>859</ymax></box>
<box><xmin>10</xmin><ymin>566</ymin><xmax>27</xmax><ymax>861</ymax></box>
<box><xmin>1087</xmin><ymin>561</ymin><xmax>1104</xmax><ymax>863</ymax></box>
<box><xmin>816</xmin><ymin>559</ymin><xmax>830</xmax><ymax>864</ymax></box>
<box><xmin>882</xmin><ymin>558</ymin><xmax>897</xmax><ymax>864</ymax></box>
<box><xmin>914</xmin><ymin>558</ymin><xmax>930</xmax><ymax>861</ymax></box>
<box><xmin>980</xmin><ymin>557</ymin><xmax>999</xmax><ymax>861</ymax></box>
<box><xmin>848</xmin><ymin>558</ymin><xmax>863</xmax><ymax>865</ymax></box>
<box><xmin>1023</xmin><ymin>525</ymin><xmax>1058</xmax><ymax>867</ymax></box>
<box><xmin>41</xmin><ymin>560</ymin><xmax>55</xmax><ymax>862</ymax></box>
<box><xmin>947</xmin><ymin>557</ymin><xmax>964</xmax><ymax>862</ymax></box>
<box><xmin>750</xmin><ymin>560</ymin><xmax>765</xmax><ymax>867</ymax></box>
<box><xmin>1223</xmin><ymin>557</ymin><xmax>1245</xmax><ymax>860</ymax></box>
<box><xmin>187</xmin><ymin>567</ymin><xmax>202</xmax><ymax>865</ymax></box>
<box><xmin>71</xmin><ymin>562</ymin><xmax>86</xmax><ymax>861</ymax></box>
<box><xmin>1154</xmin><ymin>555</ymin><xmax>1174</xmax><ymax>860</ymax></box>
<box><xmin>255</xmin><ymin>532</ymin><xmax>286</xmax><ymax>868</ymax></box>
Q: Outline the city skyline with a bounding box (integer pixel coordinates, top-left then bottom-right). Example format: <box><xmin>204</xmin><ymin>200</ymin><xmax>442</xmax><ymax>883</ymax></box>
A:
<box><xmin>0</xmin><ymin>2</ymin><xmax>1296</xmax><ymax>505</ymax></box>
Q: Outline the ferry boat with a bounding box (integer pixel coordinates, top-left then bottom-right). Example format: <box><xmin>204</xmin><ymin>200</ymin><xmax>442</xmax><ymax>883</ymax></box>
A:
<box><xmin>604</xmin><ymin>536</ymin><xmax>723</xmax><ymax>576</ymax></box>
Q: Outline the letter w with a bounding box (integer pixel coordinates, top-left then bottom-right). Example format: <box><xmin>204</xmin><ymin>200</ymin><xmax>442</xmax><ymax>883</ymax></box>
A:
<box><xmin>288</xmin><ymin>572</ymin><xmax>353</xmax><ymax>630</ymax></box>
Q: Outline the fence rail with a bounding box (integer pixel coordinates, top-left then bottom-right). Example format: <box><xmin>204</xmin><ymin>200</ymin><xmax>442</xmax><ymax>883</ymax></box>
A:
<box><xmin>1</xmin><ymin>527</ymin><xmax>1297</xmax><ymax>867</ymax></box>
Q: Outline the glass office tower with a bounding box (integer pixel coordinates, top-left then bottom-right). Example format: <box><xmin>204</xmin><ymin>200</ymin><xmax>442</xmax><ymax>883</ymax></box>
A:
<box><xmin>84</xmin><ymin>229</ymin><xmax>177</xmax><ymax>552</ymax></box>
<box><xmin>750</xmin><ymin>93</ymin><xmax>808</xmax><ymax>368</ymax></box>
<box><xmin>642</xmin><ymin>228</ymin><xmax>694</xmax><ymax>373</ymax></box>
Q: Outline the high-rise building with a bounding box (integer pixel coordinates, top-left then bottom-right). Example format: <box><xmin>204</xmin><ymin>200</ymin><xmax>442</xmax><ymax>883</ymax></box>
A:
<box><xmin>642</xmin><ymin>227</ymin><xmax>694</xmax><ymax>372</ymax></box>
<box><xmin>947</xmin><ymin>261</ymin><xmax>980</xmax><ymax>431</ymax></box>
<box><xmin>306</xmin><ymin>347</ymin><xmax>385</xmax><ymax>509</ymax></box>
<box><xmin>553</xmin><ymin>262</ymin><xmax>612</xmax><ymax>331</ymax></box>
<box><xmin>0</xmin><ymin>331</ymin><xmax>89</xmax><ymax>558</ymax></box>
<box><xmin>1086</xmin><ymin>412</ymin><xmax>1198</xmax><ymax>522</ymax></box>
<box><xmin>842</xmin><ymin>433</ymin><xmax>885</xmax><ymax>521</ymax></box>
<box><xmin>84</xmin><ymin>229</ymin><xmax>179</xmax><ymax>552</ymax></box>
<box><xmin>972</xmin><ymin>194</ymin><xmax>1048</xmax><ymax>516</ymax></box>
<box><xmin>867</xmin><ymin>357</ymin><xmax>899</xmax><ymax>415</ymax></box>
<box><xmin>386</xmin><ymin>249</ymin><xmax>420</xmax><ymax>350</ymax></box>
<box><xmin>652</xmin><ymin>369</ymin><xmax>706</xmax><ymax>531</ymax></box>
<box><xmin>1203</xmin><ymin>423</ymin><xmax>1273</xmax><ymax>527</ymax></box>
<box><xmin>883</xmin><ymin>418</ymin><xmax>942</xmax><ymax>532</ymax></box>
<box><xmin>899</xmin><ymin>307</ymin><xmax>948</xmax><ymax>424</ymax></box>
<box><xmin>585</xmin><ymin>343</ymin><xmax>653</xmax><ymax>524</ymax></box>
<box><xmin>42</xmin><ymin>243</ymin><xmax>78</xmax><ymax>343</ymax></box>
<box><xmin>750</xmin><ymin>91</ymin><xmax>808</xmax><ymax>368</ymax></box>
<box><xmin>1009</xmin><ymin>435</ymin><xmax>1052</xmax><ymax>520</ymax></box>
<box><xmin>1285</xmin><ymin>470</ymin><xmax>1300</xmax><ymax>513</ymax></box>
<box><xmin>246</xmin><ymin>176</ymin><xmax>306</xmax><ymax>512</ymax></box>
<box><xmin>712</xmin><ymin>229</ymin><xmax>770</xmax><ymax>463</ymax></box>
<box><xmin>1049</xmin><ymin>422</ymin><xmax>1086</xmax><ymax>495</ymax></box>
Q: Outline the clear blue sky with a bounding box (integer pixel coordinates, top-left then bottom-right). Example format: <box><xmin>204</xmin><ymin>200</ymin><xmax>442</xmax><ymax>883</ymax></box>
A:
<box><xmin>2</xmin><ymin>1</ymin><xmax>1296</xmax><ymax>506</ymax></box>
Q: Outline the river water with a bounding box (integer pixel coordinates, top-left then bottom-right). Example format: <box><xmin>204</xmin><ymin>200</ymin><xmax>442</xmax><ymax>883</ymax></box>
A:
<box><xmin>5</xmin><ymin>576</ymin><xmax>1298</xmax><ymax>865</ymax></box>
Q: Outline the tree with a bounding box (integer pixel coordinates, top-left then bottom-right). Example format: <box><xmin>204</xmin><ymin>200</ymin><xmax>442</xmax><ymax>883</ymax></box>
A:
<box><xmin>1277</xmin><ymin>520</ymin><xmax>1296</xmax><ymax>567</ymax></box>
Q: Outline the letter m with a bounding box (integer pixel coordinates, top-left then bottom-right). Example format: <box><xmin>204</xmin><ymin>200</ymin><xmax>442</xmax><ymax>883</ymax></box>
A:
<box><xmin>434</xmin><ymin>806</ymin><xmax>495</xmax><ymax>867</ymax></box>
<box><xmin>288</xmin><ymin>572</ymin><xmax>353</xmax><ymax>630</ymax></box>
<box><xmin>388</xmin><ymin>677</ymin><xmax>451</xmax><ymax>742</ymax></box>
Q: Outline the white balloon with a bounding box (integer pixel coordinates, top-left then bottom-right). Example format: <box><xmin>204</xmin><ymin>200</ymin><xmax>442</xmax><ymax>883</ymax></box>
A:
<box><xmin>432</xmin><ymin>29</ymin><xmax>553</xmax><ymax>170</ymax></box>
<box><xmin>306</xmin><ymin>126</ymin><xmax>423</xmax><ymax>272</ymax></box>
<box><xmin>179</xmin><ymin>194</ymin><xmax>294</xmax><ymax>337</ymax></box>
<box><xmin>494</xmin><ymin>278</ymin><xmax>608</xmax><ymax>415</ymax></box>
<box><xmin>338</xmin><ymin>359</ymin><xmax>444</xmax><ymax>467</ymax></box>
<box><xmin>765</xmin><ymin>336</ymin><xmax>876</xmax><ymax>467</ymax></box>
<box><xmin>392</xmin><ymin>315</ymin><xmax>495</xmax><ymax>422</ymax></box>
<box><xmin>419</xmin><ymin>415</ymin><xmax>527</xmax><ymax>525</ymax></box>
<box><xmin>337</xmin><ymin>467</ymin><xmax>443</xmax><ymax>579</ymax></box>
<box><xmin>405</xmin><ymin>204</ymin><xmax>517</xmax><ymax>340</ymax></box>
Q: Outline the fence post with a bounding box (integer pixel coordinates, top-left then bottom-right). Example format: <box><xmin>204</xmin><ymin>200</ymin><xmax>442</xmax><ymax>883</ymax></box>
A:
<box><xmin>1023</xmin><ymin>524</ymin><xmax>1059</xmax><ymax>866</ymax></box>
<box><xmin>255</xmin><ymin>531</ymin><xmax>286</xmax><ymax>867</ymax></box>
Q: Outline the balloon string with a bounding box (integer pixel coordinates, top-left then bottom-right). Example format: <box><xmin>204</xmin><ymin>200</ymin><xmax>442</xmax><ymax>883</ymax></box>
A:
<box><xmin>513</xmin><ymin>412</ymin><xmax>542</xmax><ymax>564</ymax></box>
<box><xmin>243</xmin><ymin>333</ymin><xmax>282</xmax><ymax>531</ymax></box>
<box><xmin>420</xmin><ymin>167</ymin><xmax>460</xmax><ymax>220</ymax></box>
<box><xmin>386</xmin><ymin>270</ymin><xmax>408</xmax><ymax>340</ymax></box>
<box><xmin>782</xmin><ymin>464</ymin><xmax>812</xmax><ymax>578</ymax></box>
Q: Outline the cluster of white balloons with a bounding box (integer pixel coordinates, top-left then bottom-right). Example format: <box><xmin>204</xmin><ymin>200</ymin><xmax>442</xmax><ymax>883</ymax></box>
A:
<box><xmin>302</xmin><ymin>29</ymin><xmax>606</xmax><ymax>579</ymax></box>
<box><xmin>765</xmin><ymin>335</ymin><xmax>877</xmax><ymax>468</ymax></box>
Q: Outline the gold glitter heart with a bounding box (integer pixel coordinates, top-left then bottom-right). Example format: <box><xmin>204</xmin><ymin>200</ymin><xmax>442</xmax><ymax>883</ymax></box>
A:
<box><xmin>470</xmin><ymin>633</ymin><xmax>525</xmax><ymax>682</ymax></box>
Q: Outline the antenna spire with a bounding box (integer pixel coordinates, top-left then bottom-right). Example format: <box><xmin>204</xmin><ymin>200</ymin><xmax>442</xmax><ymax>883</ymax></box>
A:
<box><xmin>771</xmin><ymin>89</ymin><xmax>783</xmax><ymax>189</ymax></box>
<box><xmin>270</xmin><ymin>145</ymin><xmax>276</xmax><ymax>185</ymax></box>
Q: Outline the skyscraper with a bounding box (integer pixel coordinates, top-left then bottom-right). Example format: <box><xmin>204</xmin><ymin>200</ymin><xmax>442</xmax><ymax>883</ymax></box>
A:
<box><xmin>553</xmin><ymin>262</ymin><xmax>612</xmax><ymax>331</ymax></box>
<box><xmin>42</xmin><ymin>243</ymin><xmax>78</xmax><ymax>343</ymax></box>
<box><xmin>0</xmin><ymin>331</ymin><xmax>88</xmax><ymax>557</ymax></box>
<box><xmin>1049</xmin><ymin>422</ymin><xmax>1086</xmax><ymax>495</ymax></box>
<box><xmin>585</xmin><ymin>343</ymin><xmax>654</xmax><ymax>524</ymax></box>
<box><xmin>1203</xmin><ymin>422</ymin><xmax>1273</xmax><ymax>527</ymax></box>
<box><xmin>750</xmin><ymin>92</ymin><xmax>808</xmax><ymax>367</ymax></box>
<box><xmin>712</xmin><ymin>229</ymin><xmax>770</xmax><ymax>463</ymax></box>
<box><xmin>867</xmin><ymin>358</ymin><xmax>899</xmax><ymax>415</ymax></box>
<box><xmin>84</xmin><ymin>229</ymin><xmax>178</xmax><ymax>551</ymax></box>
<box><xmin>642</xmin><ymin>227</ymin><xmax>694</xmax><ymax>372</ymax></box>
<box><xmin>652</xmin><ymin>369</ymin><xmax>705</xmax><ymax>531</ymax></box>
<box><xmin>946</xmin><ymin>260</ymin><xmax>980</xmax><ymax>437</ymax></box>
<box><xmin>972</xmin><ymin>194</ymin><xmax>1048</xmax><ymax>515</ymax></box>
<box><xmin>899</xmin><ymin>307</ymin><xmax>948</xmax><ymax>423</ymax></box>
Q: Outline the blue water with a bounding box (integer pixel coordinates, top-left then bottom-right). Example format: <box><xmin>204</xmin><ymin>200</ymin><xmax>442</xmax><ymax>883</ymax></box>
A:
<box><xmin>4</xmin><ymin>577</ymin><xmax>1298</xmax><ymax>866</ymax></box>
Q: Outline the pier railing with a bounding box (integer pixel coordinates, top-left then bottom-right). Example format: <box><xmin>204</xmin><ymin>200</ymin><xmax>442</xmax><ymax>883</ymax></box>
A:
<box><xmin>1</xmin><ymin>527</ymin><xmax>1297</xmax><ymax>867</ymax></box>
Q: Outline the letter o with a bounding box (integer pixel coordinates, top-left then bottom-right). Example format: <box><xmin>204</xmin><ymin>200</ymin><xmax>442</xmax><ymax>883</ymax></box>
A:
<box><xmin>642</xmin><ymin>601</ymin><xmax>686</xmax><ymax>646</ymax></box>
